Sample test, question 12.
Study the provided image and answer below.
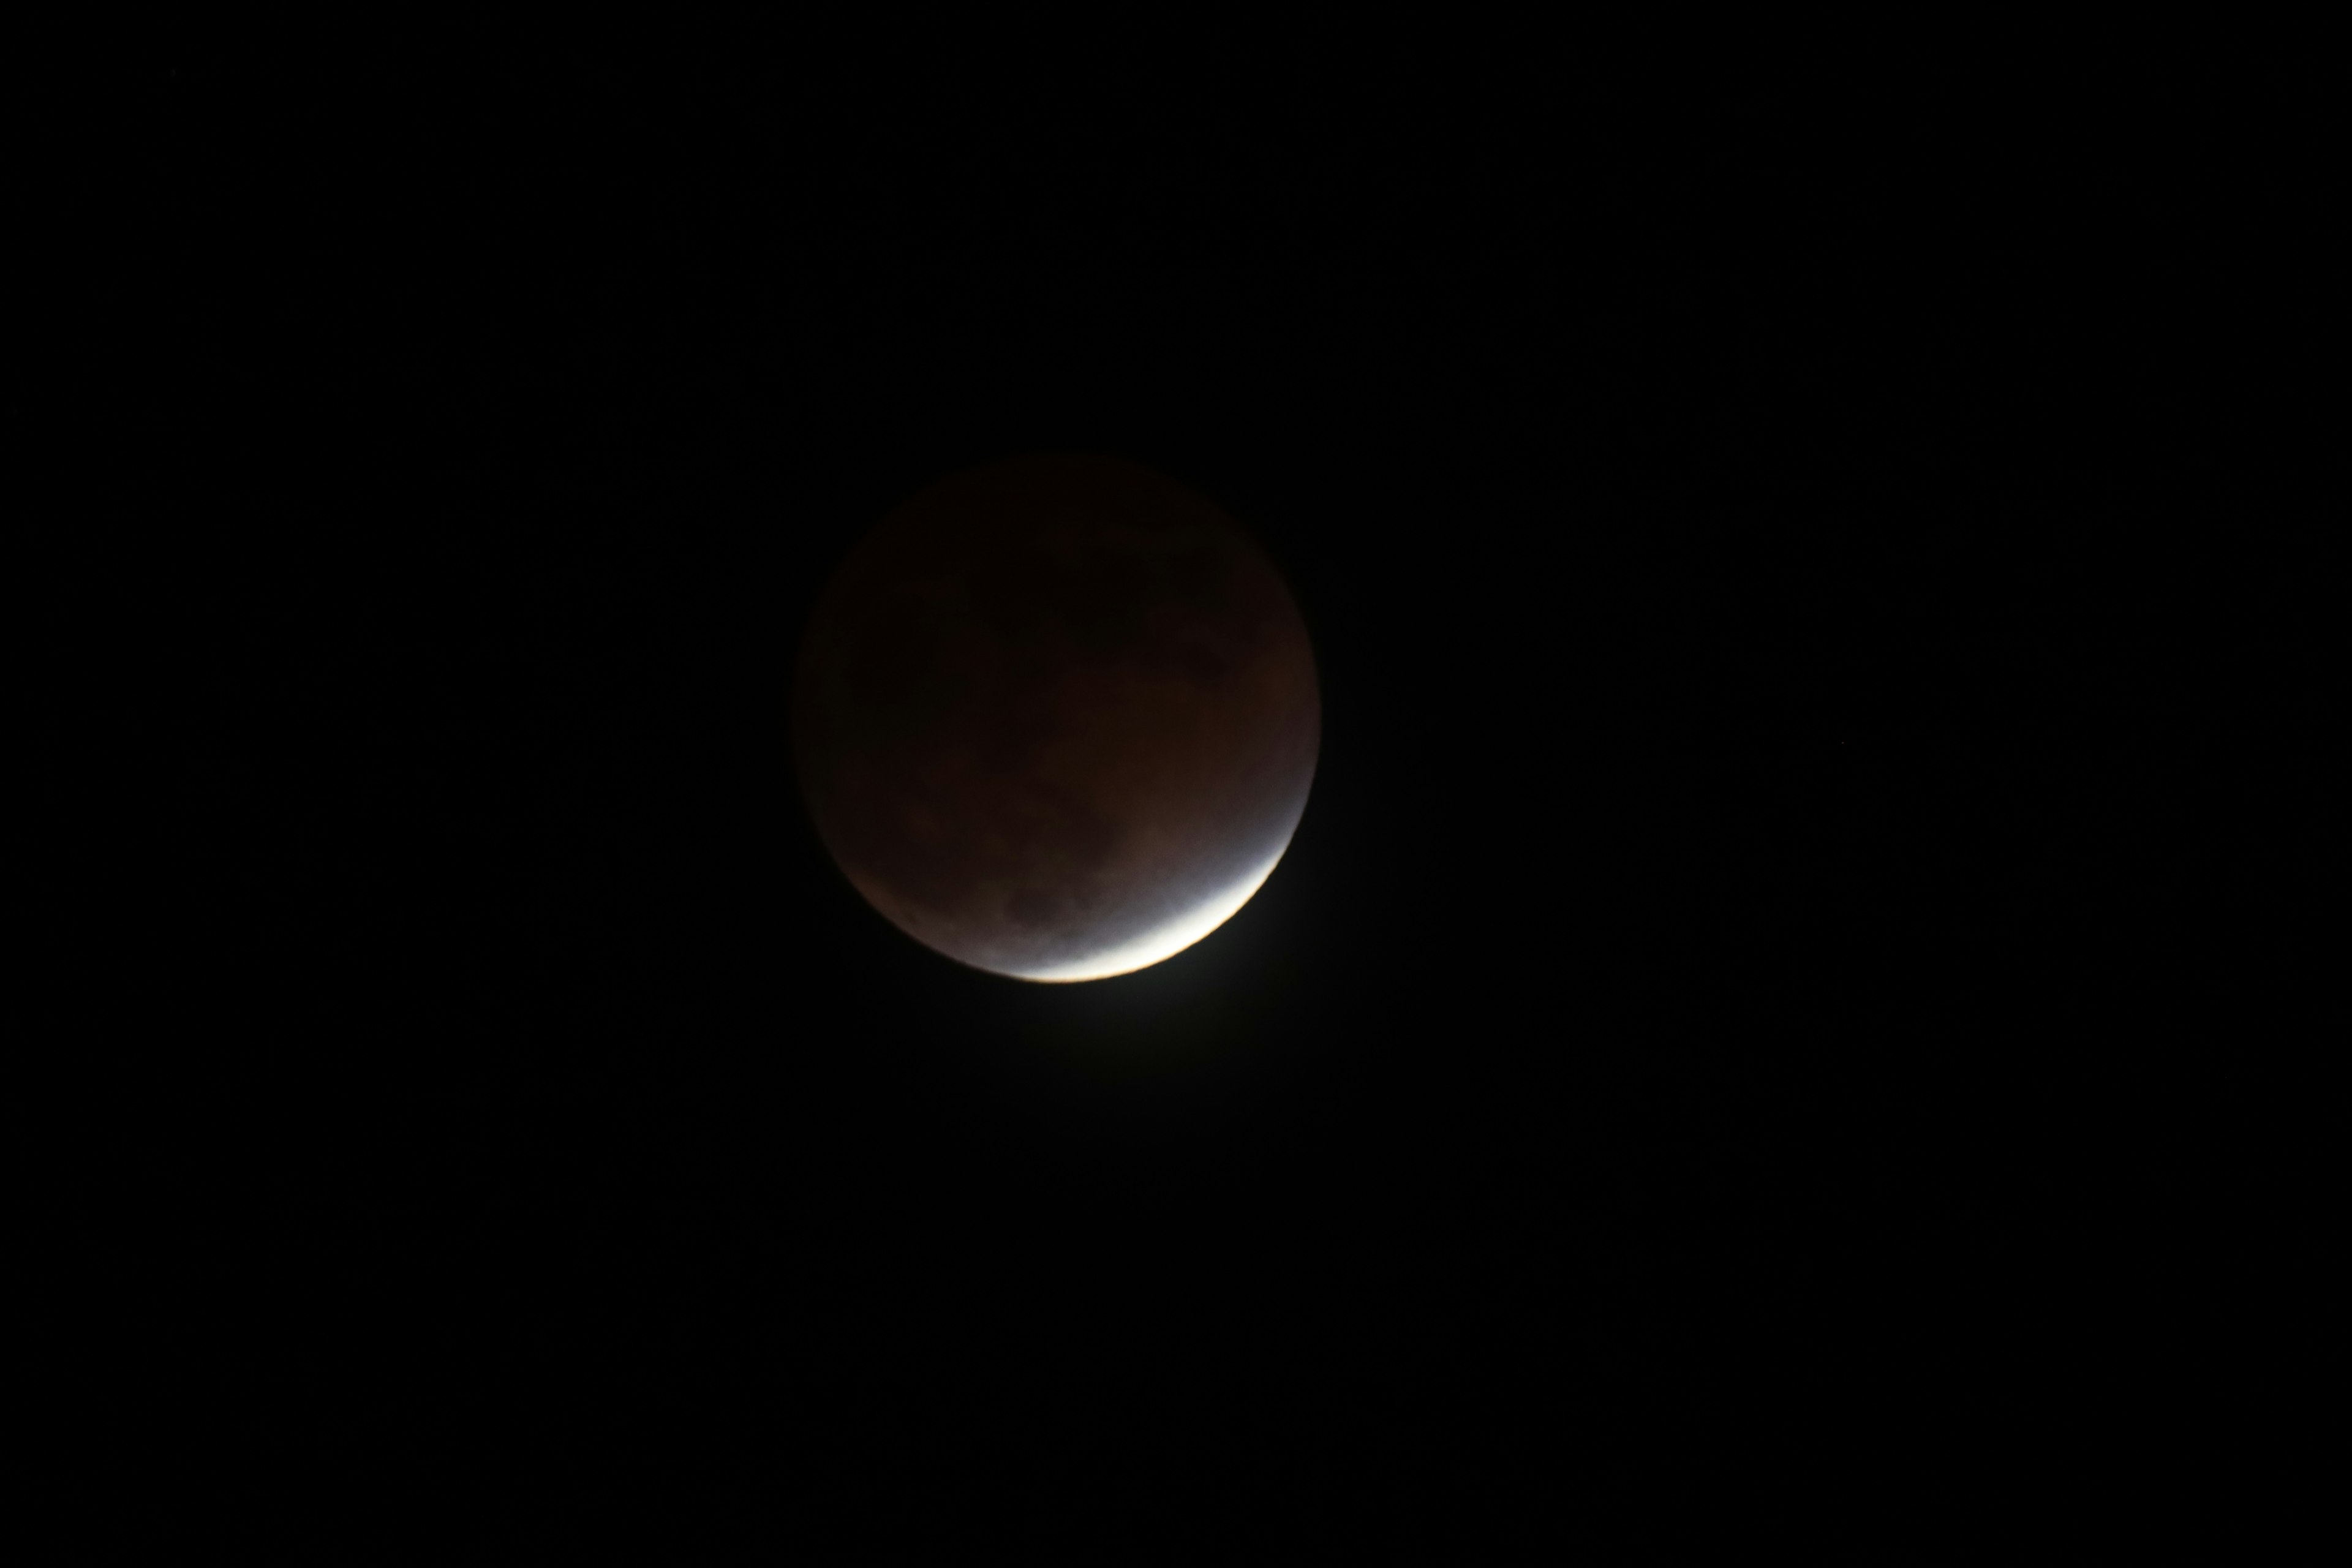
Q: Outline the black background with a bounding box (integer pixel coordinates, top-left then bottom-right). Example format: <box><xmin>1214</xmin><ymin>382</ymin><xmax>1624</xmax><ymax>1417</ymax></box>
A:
<box><xmin>56</xmin><ymin>24</ymin><xmax>2326</xmax><ymax>1560</ymax></box>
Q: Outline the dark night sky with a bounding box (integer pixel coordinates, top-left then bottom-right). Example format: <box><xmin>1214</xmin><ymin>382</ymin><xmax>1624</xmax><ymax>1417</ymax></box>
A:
<box><xmin>56</xmin><ymin>24</ymin><xmax>2325</xmax><ymax>1559</ymax></box>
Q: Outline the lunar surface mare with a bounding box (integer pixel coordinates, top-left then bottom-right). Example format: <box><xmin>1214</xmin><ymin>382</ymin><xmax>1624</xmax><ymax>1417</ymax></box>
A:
<box><xmin>793</xmin><ymin>454</ymin><xmax>1321</xmax><ymax>982</ymax></box>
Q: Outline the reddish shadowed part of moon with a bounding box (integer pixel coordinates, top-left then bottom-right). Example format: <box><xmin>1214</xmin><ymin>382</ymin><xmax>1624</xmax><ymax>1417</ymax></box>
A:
<box><xmin>793</xmin><ymin>454</ymin><xmax>1321</xmax><ymax>982</ymax></box>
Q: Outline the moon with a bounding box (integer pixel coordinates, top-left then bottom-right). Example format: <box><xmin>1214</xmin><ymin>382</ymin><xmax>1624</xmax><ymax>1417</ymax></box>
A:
<box><xmin>793</xmin><ymin>454</ymin><xmax>1321</xmax><ymax>982</ymax></box>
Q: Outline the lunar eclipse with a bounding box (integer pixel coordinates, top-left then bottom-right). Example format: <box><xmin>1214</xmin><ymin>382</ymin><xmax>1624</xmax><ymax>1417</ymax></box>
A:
<box><xmin>793</xmin><ymin>454</ymin><xmax>1321</xmax><ymax>981</ymax></box>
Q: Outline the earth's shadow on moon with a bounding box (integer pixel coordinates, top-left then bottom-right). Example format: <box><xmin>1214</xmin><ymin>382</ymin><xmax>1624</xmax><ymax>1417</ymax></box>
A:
<box><xmin>793</xmin><ymin>451</ymin><xmax>1324</xmax><ymax>989</ymax></box>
